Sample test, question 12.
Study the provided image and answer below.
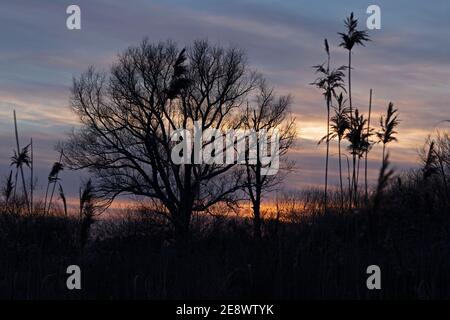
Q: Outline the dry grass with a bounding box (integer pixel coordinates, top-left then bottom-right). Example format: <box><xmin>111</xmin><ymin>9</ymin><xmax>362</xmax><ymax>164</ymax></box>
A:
<box><xmin>1</xmin><ymin>168</ymin><xmax>449</xmax><ymax>299</ymax></box>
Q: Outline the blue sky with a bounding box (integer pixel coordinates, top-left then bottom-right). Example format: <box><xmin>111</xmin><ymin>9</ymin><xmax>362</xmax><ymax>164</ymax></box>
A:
<box><xmin>0</xmin><ymin>0</ymin><xmax>449</xmax><ymax>202</ymax></box>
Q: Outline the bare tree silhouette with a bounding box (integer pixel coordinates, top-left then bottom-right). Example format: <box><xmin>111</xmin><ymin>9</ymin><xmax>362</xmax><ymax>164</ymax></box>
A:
<box><xmin>62</xmin><ymin>39</ymin><xmax>259</xmax><ymax>245</ymax></box>
<box><xmin>242</xmin><ymin>80</ymin><xmax>296</xmax><ymax>238</ymax></box>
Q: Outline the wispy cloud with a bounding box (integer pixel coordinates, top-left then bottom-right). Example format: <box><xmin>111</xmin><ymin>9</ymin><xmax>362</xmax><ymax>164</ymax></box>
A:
<box><xmin>0</xmin><ymin>0</ymin><xmax>448</xmax><ymax>199</ymax></box>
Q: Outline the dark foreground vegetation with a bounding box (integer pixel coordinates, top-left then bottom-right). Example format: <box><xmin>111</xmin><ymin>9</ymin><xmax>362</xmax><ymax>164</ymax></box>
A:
<box><xmin>1</xmin><ymin>165</ymin><xmax>449</xmax><ymax>299</ymax></box>
<box><xmin>1</xmin><ymin>12</ymin><xmax>449</xmax><ymax>300</ymax></box>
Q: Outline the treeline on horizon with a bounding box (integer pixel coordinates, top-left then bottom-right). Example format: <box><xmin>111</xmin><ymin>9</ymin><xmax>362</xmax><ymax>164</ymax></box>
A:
<box><xmin>1</xmin><ymin>12</ymin><xmax>450</xmax><ymax>299</ymax></box>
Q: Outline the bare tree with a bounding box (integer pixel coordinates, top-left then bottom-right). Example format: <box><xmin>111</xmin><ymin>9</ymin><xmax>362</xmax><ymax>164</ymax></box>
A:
<box><xmin>242</xmin><ymin>81</ymin><xmax>296</xmax><ymax>238</ymax></box>
<box><xmin>62</xmin><ymin>39</ymin><xmax>259</xmax><ymax>245</ymax></box>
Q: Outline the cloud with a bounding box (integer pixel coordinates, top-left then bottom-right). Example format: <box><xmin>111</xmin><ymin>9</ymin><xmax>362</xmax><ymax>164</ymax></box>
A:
<box><xmin>0</xmin><ymin>0</ymin><xmax>448</xmax><ymax>200</ymax></box>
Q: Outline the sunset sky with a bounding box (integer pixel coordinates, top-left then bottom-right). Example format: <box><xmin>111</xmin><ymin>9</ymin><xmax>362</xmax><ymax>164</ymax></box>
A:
<box><xmin>1</xmin><ymin>0</ymin><xmax>449</xmax><ymax>201</ymax></box>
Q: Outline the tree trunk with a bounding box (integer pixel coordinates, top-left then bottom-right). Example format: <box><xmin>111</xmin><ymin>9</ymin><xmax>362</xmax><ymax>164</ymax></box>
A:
<box><xmin>173</xmin><ymin>205</ymin><xmax>192</xmax><ymax>250</ymax></box>
<box><xmin>348</xmin><ymin>51</ymin><xmax>353</xmax><ymax>121</ymax></box>
<box><xmin>324</xmin><ymin>96</ymin><xmax>330</xmax><ymax>212</ymax></box>
<box><xmin>352</xmin><ymin>153</ymin><xmax>357</xmax><ymax>207</ymax></box>
<box><xmin>346</xmin><ymin>156</ymin><xmax>351</xmax><ymax>209</ymax></box>
<box><xmin>30</xmin><ymin>138</ymin><xmax>33</xmax><ymax>214</ymax></box>
<box><xmin>355</xmin><ymin>156</ymin><xmax>361</xmax><ymax>206</ymax></box>
<box><xmin>365</xmin><ymin>89</ymin><xmax>373</xmax><ymax>203</ymax></box>
<box><xmin>44</xmin><ymin>182</ymin><xmax>50</xmax><ymax>215</ymax></box>
<box><xmin>338</xmin><ymin>137</ymin><xmax>344</xmax><ymax>210</ymax></box>
<box><xmin>347</xmin><ymin>51</ymin><xmax>357</xmax><ymax>208</ymax></box>
<box><xmin>13</xmin><ymin>169</ymin><xmax>18</xmax><ymax>203</ymax></box>
<box><xmin>253</xmin><ymin>199</ymin><xmax>262</xmax><ymax>239</ymax></box>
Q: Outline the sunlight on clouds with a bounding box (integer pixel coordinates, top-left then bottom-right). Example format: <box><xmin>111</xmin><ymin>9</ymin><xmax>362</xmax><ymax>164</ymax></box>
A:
<box><xmin>0</xmin><ymin>0</ymin><xmax>448</xmax><ymax>201</ymax></box>
<box><xmin>0</xmin><ymin>96</ymin><xmax>78</xmax><ymax>130</ymax></box>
